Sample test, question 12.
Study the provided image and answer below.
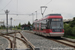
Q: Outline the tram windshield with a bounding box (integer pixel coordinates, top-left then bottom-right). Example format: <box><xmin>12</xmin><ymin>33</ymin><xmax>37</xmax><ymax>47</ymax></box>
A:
<box><xmin>51</xmin><ymin>22</ymin><xmax>63</xmax><ymax>29</ymax></box>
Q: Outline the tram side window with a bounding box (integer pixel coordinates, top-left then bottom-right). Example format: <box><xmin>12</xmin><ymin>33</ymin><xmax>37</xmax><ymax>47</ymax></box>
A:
<box><xmin>33</xmin><ymin>23</ymin><xmax>34</xmax><ymax>29</ymax></box>
<box><xmin>33</xmin><ymin>23</ymin><xmax>36</xmax><ymax>29</ymax></box>
<box><xmin>46</xmin><ymin>20</ymin><xmax>50</xmax><ymax>29</ymax></box>
<box><xmin>37</xmin><ymin>23</ymin><xmax>39</xmax><ymax>30</ymax></box>
<box><xmin>41</xmin><ymin>20</ymin><xmax>46</xmax><ymax>29</ymax></box>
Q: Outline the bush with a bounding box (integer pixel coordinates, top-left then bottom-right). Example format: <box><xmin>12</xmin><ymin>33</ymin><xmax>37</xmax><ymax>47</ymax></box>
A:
<box><xmin>69</xmin><ymin>21</ymin><xmax>75</xmax><ymax>27</ymax></box>
<box><xmin>64</xmin><ymin>24</ymin><xmax>72</xmax><ymax>36</ymax></box>
<box><xmin>72</xmin><ymin>27</ymin><xmax>75</xmax><ymax>36</ymax></box>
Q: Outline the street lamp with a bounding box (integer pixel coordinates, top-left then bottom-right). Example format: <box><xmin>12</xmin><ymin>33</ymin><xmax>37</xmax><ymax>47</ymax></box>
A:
<box><xmin>40</xmin><ymin>6</ymin><xmax>47</xmax><ymax>17</ymax></box>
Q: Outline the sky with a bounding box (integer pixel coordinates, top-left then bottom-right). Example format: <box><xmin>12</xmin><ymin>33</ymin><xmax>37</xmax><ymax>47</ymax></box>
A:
<box><xmin>0</xmin><ymin>0</ymin><xmax>75</xmax><ymax>26</ymax></box>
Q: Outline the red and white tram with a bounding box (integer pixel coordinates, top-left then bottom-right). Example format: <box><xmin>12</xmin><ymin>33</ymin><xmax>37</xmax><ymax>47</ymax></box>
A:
<box><xmin>33</xmin><ymin>14</ymin><xmax>64</xmax><ymax>37</ymax></box>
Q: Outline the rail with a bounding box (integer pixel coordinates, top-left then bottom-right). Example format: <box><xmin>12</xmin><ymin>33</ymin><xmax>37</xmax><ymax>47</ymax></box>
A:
<box><xmin>0</xmin><ymin>31</ymin><xmax>35</xmax><ymax>50</ymax></box>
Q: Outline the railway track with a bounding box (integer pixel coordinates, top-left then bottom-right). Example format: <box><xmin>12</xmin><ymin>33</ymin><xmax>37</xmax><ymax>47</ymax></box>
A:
<box><xmin>40</xmin><ymin>35</ymin><xmax>75</xmax><ymax>49</ymax></box>
<box><xmin>1</xmin><ymin>30</ymin><xmax>74</xmax><ymax>50</ymax></box>
<box><xmin>1</xmin><ymin>35</ymin><xmax>13</xmax><ymax>48</ymax></box>
<box><xmin>25</xmin><ymin>30</ymin><xmax>75</xmax><ymax>49</ymax></box>
<box><xmin>41</xmin><ymin>36</ymin><xmax>75</xmax><ymax>49</ymax></box>
<box><xmin>0</xmin><ymin>31</ymin><xmax>35</xmax><ymax>50</ymax></box>
<box><xmin>49</xmin><ymin>38</ymin><xmax>75</xmax><ymax>48</ymax></box>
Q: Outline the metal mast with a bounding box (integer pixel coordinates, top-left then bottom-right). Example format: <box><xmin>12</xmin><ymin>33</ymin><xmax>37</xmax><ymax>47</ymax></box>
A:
<box><xmin>5</xmin><ymin>10</ymin><xmax>9</xmax><ymax>33</ymax></box>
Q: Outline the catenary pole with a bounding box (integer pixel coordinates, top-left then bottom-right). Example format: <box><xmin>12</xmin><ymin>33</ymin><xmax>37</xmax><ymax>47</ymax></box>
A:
<box><xmin>10</xmin><ymin>18</ymin><xmax>12</xmax><ymax>30</ymax></box>
<box><xmin>5</xmin><ymin>10</ymin><xmax>9</xmax><ymax>33</ymax></box>
<box><xmin>35</xmin><ymin>11</ymin><xmax>37</xmax><ymax>20</ymax></box>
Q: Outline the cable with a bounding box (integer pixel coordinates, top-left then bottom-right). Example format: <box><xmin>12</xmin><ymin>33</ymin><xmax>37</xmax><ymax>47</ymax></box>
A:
<box><xmin>0</xmin><ymin>0</ymin><xmax>12</xmax><ymax>12</ymax></box>
<box><xmin>45</xmin><ymin>0</ymin><xmax>52</xmax><ymax>5</ymax></box>
<box><xmin>32</xmin><ymin>0</ymin><xmax>52</xmax><ymax>14</ymax></box>
<box><xmin>17</xmin><ymin>0</ymin><xmax>18</xmax><ymax>14</ymax></box>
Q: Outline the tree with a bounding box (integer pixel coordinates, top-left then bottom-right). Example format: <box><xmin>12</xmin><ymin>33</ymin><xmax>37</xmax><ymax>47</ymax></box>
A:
<box><xmin>72</xmin><ymin>27</ymin><xmax>75</xmax><ymax>36</ymax></box>
<box><xmin>0</xmin><ymin>25</ymin><xmax>5</xmax><ymax>29</ymax></box>
<box><xmin>28</xmin><ymin>21</ymin><xmax>31</xmax><ymax>26</ymax></box>
<box><xmin>64</xmin><ymin>17</ymin><xmax>75</xmax><ymax>37</ymax></box>
<box><xmin>69</xmin><ymin>17</ymin><xmax>75</xmax><ymax>27</ymax></box>
<box><xmin>73</xmin><ymin>17</ymin><xmax>75</xmax><ymax>21</ymax></box>
<box><xmin>17</xmin><ymin>23</ymin><xmax>21</xmax><ymax>29</ymax></box>
<box><xmin>64</xmin><ymin>24</ymin><xmax>72</xmax><ymax>36</ymax></box>
<box><xmin>19</xmin><ymin>23</ymin><xmax>21</xmax><ymax>27</ymax></box>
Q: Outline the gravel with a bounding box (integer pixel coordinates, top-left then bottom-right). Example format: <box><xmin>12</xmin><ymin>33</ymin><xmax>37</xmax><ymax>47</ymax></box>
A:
<box><xmin>0</xmin><ymin>36</ymin><xmax>8</xmax><ymax>50</ymax></box>
<box><xmin>22</xmin><ymin>30</ymin><xmax>74</xmax><ymax>50</ymax></box>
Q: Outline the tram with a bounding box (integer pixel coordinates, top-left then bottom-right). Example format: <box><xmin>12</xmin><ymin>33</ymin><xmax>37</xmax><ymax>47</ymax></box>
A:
<box><xmin>33</xmin><ymin>14</ymin><xmax>64</xmax><ymax>37</ymax></box>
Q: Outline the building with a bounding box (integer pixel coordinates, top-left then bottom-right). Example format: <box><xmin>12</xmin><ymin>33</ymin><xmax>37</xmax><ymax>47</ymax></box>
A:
<box><xmin>0</xmin><ymin>21</ymin><xmax>4</xmax><ymax>27</ymax></box>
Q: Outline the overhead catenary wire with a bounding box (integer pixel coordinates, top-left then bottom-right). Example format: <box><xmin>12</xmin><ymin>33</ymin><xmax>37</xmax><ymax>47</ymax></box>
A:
<box><xmin>0</xmin><ymin>0</ymin><xmax>52</xmax><ymax>15</ymax></box>
<box><xmin>0</xmin><ymin>0</ymin><xmax>12</xmax><ymax>12</ymax></box>
<box><xmin>32</xmin><ymin>0</ymin><xmax>52</xmax><ymax>14</ymax></box>
<box><xmin>45</xmin><ymin>0</ymin><xmax>52</xmax><ymax>5</ymax></box>
<box><xmin>30</xmin><ymin>0</ymin><xmax>52</xmax><ymax>21</ymax></box>
<box><xmin>31</xmin><ymin>0</ymin><xmax>52</xmax><ymax>14</ymax></box>
<box><xmin>17</xmin><ymin>0</ymin><xmax>18</xmax><ymax>15</ymax></box>
<box><xmin>37</xmin><ymin>0</ymin><xmax>52</xmax><ymax>10</ymax></box>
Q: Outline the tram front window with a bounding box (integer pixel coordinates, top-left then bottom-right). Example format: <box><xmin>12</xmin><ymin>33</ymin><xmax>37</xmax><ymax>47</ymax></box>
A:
<box><xmin>51</xmin><ymin>22</ymin><xmax>63</xmax><ymax>29</ymax></box>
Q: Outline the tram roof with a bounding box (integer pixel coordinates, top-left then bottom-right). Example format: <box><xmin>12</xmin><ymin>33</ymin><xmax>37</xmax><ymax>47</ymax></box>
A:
<box><xmin>33</xmin><ymin>14</ymin><xmax>62</xmax><ymax>23</ymax></box>
<box><xmin>45</xmin><ymin>14</ymin><xmax>61</xmax><ymax>17</ymax></box>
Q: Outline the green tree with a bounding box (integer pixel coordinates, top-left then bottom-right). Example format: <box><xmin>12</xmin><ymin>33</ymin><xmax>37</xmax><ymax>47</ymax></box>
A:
<box><xmin>64</xmin><ymin>24</ymin><xmax>72</xmax><ymax>36</ymax></box>
<box><xmin>69</xmin><ymin>17</ymin><xmax>75</xmax><ymax>27</ymax></box>
<box><xmin>72</xmin><ymin>27</ymin><xmax>75</xmax><ymax>36</ymax></box>
<box><xmin>18</xmin><ymin>23</ymin><xmax>21</xmax><ymax>29</ymax></box>
<box><xmin>0</xmin><ymin>25</ymin><xmax>5</xmax><ymax>29</ymax></box>
<box><xmin>28</xmin><ymin>21</ymin><xmax>31</xmax><ymax>26</ymax></box>
<box><xmin>73</xmin><ymin>17</ymin><xmax>75</xmax><ymax>21</ymax></box>
<box><xmin>19</xmin><ymin>23</ymin><xmax>21</xmax><ymax>27</ymax></box>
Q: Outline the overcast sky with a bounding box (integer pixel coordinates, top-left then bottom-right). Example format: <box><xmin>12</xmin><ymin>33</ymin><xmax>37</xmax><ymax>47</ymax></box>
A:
<box><xmin>0</xmin><ymin>0</ymin><xmax>75</xmax><ymax>26</ymax></box>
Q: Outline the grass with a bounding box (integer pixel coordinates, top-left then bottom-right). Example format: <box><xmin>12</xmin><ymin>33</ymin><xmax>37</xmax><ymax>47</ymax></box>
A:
<box><xmin>12</xmin><ymin>28</ymin><xmax>21</xmax><ymax>30</ymax></box>
<box><xmin>0</xmin><ymin>29</ymin><xmax>6</xmax><ymax>30</ymax></box>
<box><xmin>64</xmin><ymin>35</ymin><xmax>75</xmax><ymax>39</ymax></box>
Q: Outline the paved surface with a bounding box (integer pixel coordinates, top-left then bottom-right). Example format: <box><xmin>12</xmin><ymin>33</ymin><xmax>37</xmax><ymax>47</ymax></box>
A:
<box><xmin>0</xmin><ymin>36</ymin><xmax>8</xmax><ymax>50</ymax></box>
<box><xmin>22</xmin><ymin>30</ymin><xmax>74</xmax><ymax>50</ymax></box>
